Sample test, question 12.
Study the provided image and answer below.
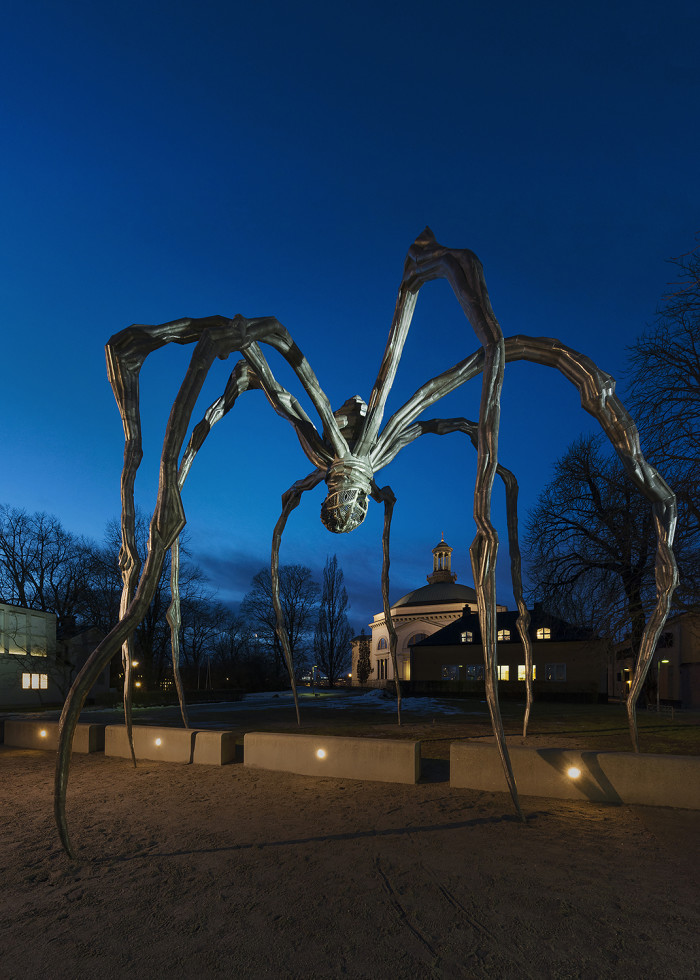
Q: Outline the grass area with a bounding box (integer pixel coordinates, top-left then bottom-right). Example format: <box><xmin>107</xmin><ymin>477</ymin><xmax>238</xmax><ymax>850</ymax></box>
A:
<box><xmin>162</xmin><ymin>695</ymin><xmax>700</xmax><ymax>760</ymax></box>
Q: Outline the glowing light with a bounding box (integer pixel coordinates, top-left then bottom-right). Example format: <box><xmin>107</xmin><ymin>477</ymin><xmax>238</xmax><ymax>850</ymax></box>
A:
<box><xmin>135</xmin><ymin>681</ymin><xmax>142</xmax><ymax>688</ymax></box>
<box><xmin>131</xmin><ymin>660</ymin><xmax>139</xmax><ymax>667</ymax></box>
<box><xmin>155</xmin><ymin>738</ymin><xmax>162</xmax><ymax>746</ymax></box>
<box><xmin>39</xmin><ymin>729</ymin><xmax>47</xmax><ymax>738</ymax></box>
<box><xmin>316</xmin><ymin>748</ymin><xmax>327</xmax><ymax>759</ymax></box>
<box><xmin>567</xmin><ymin>766</ymin><xmax>581</xmax><ymax>779</ymax></box>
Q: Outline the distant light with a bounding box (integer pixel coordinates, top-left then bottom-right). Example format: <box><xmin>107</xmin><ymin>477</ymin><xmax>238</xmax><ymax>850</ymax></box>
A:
<box><xmin>131</xmin><ymin>660</ymin><xmax>139</xmax><ymax>667</ymax></box>
<box><xmin>316</xmin><ymin>748</ymin><xmax>327</xmax><ymax>760</ymax></box>
<box><xmin>567</xmin><ymin>766</ymin><xmax>581</xmax><ymax>779</ymax></box>
<box><xmin>155</xmin><ymin>738</ymin><xmax>162</xmax><ymax>746</ymax></box>
<box><xmin>135</xmin><ymin>681</ymin><xmax>142</xmax><ymax>688</ymax></box>
<box><xmin>39</xmin><ymin>729</ymin><xmax>47</xmax><ymax>738</ymax></box>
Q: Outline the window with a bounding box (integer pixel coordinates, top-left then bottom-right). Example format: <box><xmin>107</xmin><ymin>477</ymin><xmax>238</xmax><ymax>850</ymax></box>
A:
<box><xmin>21</xmin><ymin>673</ymin><xmax>48</xmax><ymax>690</ymax></box>
<box><xmin>536</xmin><ymin>627</ymin><xmax>551</xmax><ymax>640</ymax></box>
<box><xmin>544</xmin><ymin>663</ymin><xmax>566</xmax><ymax>682</ymax></box>
<box><xmin>407</xmin><ymin>633</ymin><xmax>426</xmax><ymax>646</ymax></box>
<box><xmin>377</xmin><ymin>658</ymin><xmax>389</xmax><ymax>679</ymax></box>
<box><xmin>441</xmin><ymin>665</ymin><xmax>459</xmax><ymax>681</ymax></box>
<box><xmin>497</xmin><ymin>665</ymin><xmax>509</xmax><ymax>681</ymax></box>
<box><xmin>460</xmin><ymin>631</ymin><xmax>473</xmax><ymax>643</ymax></box>
<box><xmin>377</xmin><ymin>637</ymin><xmax>388</xmax><ymax>651</ymax></box>
<box><xmin>465</xmin><ymin>665</ymin><xmax>484</xmax><ymax>681</ymax></box>
<box><xmin>497</xmin><ymin>629</ymin><xmax>511</xmax><ymax>642</ymax></box>
<box><xmin>30</xmin><ymin>615</ymin><xmax>48</xmax><ymax>657</ymax></box>
<box><xmin>518</xmin><ymin>664</ymin><xmax>536</xmax><ymax>681</ymax></box>
<box><xmin>658</xmin><ymin>632</ymin><xmax>673</xmax><ymax>649</ymax></box>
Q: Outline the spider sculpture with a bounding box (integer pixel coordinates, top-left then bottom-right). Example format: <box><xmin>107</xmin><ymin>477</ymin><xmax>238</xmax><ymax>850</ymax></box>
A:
<box><xmin>54</xmin><ymin>229</ymin><xmax>678</xmax><ymax>857</ymax></box>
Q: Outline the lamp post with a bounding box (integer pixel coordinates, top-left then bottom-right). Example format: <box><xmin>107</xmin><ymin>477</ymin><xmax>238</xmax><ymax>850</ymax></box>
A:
<box><xmin>312</xmin><ymin>664</ymin><xmax>318</xmax><ymax>696</ymax></box>
<box><xmin>657</xmin><ymin>658</ymin><xmax>670</xmax><ymax>712</ymax></box>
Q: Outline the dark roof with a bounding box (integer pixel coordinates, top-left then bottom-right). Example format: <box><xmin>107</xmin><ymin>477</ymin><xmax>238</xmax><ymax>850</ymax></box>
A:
<box><xmin>410</xmin><ymin>605</ymin><xmax>594</xmax><ymax>647</ymax></box>
<box><xmin>393</xmin><ymin>582</ymin><xmax>477</xmax><ymax>609</ymax></box>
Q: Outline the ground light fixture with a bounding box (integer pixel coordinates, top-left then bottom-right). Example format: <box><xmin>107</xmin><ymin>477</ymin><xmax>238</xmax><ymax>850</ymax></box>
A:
<box><xmin>155</xmin><ymin>738</ymin><xmax>162</xmax><ymax>746</ymax></box>
<box><xmin>567</xmin><ymin>766</ymin><xmax>581</xmax><ymax>779</ymax></box>
<box><xmin>316</xmin><ymin>748</ymin><xmax>327</xmax><ymax>760</ymax></box>
<box><xmin>39</xmin><ymin>730</ymin><xmax>47</xmax><ymax>738</ymax></box>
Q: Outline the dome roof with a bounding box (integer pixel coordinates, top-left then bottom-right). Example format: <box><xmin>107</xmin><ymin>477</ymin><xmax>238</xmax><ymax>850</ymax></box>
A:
<box><xmin>393</xmin><ymin>581</ymin><xmax>477</xmax><ymax>609</ymax></box>
<box><xmin>432</xmin><ymin>537</ymin><xmax>453</xmax><ymax>553</ymax></box>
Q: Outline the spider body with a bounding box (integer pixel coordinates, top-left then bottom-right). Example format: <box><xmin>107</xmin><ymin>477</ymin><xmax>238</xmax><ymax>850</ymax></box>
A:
<box><xmin>53</xmin><ymin>229</ymin><xmax>678</xmax><ymax>859</ymax></box>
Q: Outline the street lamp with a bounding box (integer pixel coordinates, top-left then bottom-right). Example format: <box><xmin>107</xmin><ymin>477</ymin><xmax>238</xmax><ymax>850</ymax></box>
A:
<box><xmin>312</xmin><ymin>664</ymin><xmax>318</xmax><ymax>695</ymax></box>
<box><xmin>657</xmin><ymin>658</ymin><xmax>670</xmax><ymax>712</ymax></box>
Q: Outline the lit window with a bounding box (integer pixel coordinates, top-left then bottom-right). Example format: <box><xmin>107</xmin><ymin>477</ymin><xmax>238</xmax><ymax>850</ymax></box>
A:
<box><xmin>21</xmin><ymin>672</ymin><xmax>48</xmax><ymax>690</ymax></box>
<box><xmin>460</xmin><ymin>631</ymin><xmax>473</xmax><ymax>643</ymax></box>
<box><xmin>497</xmin><ymin>629</ymin><xmax>511</xmax><ymax>642</ymax></box>
<box><xmin>408</xmin><ymin>633</ymin><xmax>426</xmax><ymax>646</ymax></box>
<box><xmin>545</xmin><ymin>663</ymin><xmax>566</xmax><ymax>682</ymax></box>
<box><xmin>441</xmin><ymin>665</ymin><xmax>459</xmax><ymax>681</ymax></box>
<box><xmin>497</xmin><ymin>665</ymin><xmax>509</xmax><ymax>681</ymax></box>
<box><xmin>377</xmin><ymin>637</ymin><xmax>388</xmax><ymax>651</ymax></box>
<box><xmin>518</xmin><ymin>665</ymin><xmax>536</xmax><ymax>681</ymax></box>
<box><xmin>536</xmin><ymin>627</ymin><xmax>551</xmax><ymax>640</ymax></box>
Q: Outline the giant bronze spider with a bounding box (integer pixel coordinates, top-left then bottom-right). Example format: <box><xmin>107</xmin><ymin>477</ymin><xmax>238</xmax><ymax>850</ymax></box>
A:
<box><xmin>55</xmin><ymin>229</ymin><xmax>678</xmax><ymax>857</ymax></box>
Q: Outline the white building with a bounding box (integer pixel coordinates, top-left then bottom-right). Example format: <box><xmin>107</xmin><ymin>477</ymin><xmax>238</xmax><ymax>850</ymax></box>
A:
<box><xmin>351</xmin><ymin>536</ymin><xmax>507</xmax><ymax>686</ymax></box>
<box><xmin>0</xmin><ymin>601</ymin><xmax>111</xmax><ymax>707</ymax></box>
<box><xmin>0</xmin><ymin>600</ymin><xmax>59</xmax><ymax>705</ymax></box>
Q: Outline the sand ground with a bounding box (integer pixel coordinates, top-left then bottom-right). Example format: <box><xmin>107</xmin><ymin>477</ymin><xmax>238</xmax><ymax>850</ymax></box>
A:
<box><xmin>1</xmin><ymin>744</ymin><xmax>699</xmax><ymax>980</ymax></box>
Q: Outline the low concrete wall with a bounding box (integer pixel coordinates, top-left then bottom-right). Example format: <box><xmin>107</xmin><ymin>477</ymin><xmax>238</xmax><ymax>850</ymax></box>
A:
<box><xmin>244</xmin><ymin>732</ymin><xmax>421</xmax><ymax>784</ymax></box>
<box><xmin>450</xmin><ymin>742</ymin><xmax>700</xmax><ymax>809</ymax></box>
<box><xmin>105</xmin><ymin>725</ymin><xmax>237</xmax><ymax>765</ymax></box>
<box><xmin>193</xmin><ymin>730</ymin><xmax>237</xmax><ymax>766</ymax></box>
<box><xmin>3</xmin><ymin>720</ymin><xmax>105</xmax><ymax>753</ymax></box>
<box><xmin>106</xmin><ymin>725</ymin><xmax>197</xmax><ymax>763</ymax></box>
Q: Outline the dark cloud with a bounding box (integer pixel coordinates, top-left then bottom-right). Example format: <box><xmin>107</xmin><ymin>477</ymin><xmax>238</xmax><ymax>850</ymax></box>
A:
<box><xmin>195</xmin><ymin>548</ymin><xmax>269</xmax><ymax>603</ymax></box>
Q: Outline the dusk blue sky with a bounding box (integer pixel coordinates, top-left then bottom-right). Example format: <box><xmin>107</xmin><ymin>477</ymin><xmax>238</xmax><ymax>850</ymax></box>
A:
<box><xmin>2</xmin><ymin>1</ymin><xmax>698</xmax><ymax>632</ymax></box>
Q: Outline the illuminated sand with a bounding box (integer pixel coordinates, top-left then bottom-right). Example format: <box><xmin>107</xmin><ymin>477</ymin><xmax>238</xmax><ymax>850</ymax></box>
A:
<box><xmin>2</xmin><ymin>746</ymin><xmax>699</xmax><ymax>979</ymax></box>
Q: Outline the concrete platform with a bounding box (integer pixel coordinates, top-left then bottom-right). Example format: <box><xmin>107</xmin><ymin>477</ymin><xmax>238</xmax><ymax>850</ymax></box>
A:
<box><xmin>244</xmin><ymin>732</ymin><xmax>421</xmax><ymax>784</ymax></box>
<box><xmin>450</xmin><ymin>742</ymin><xmax>700</xmax><ymax>809</ymax></box>
<box><xmin>3</xmin><ymin>720</ymin><xmax>105</xmax><ymax>753</ymax></box>
<box><xmin>105</xmin><ymin>725</ymin><xmax>237</xmax><ymax>765</ymax></box>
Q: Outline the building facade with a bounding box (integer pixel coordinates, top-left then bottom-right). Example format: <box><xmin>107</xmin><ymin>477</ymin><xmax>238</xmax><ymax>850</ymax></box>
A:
<box><xmin>409</xmin><ymin>605</ymin><xmax>610</xmax><ymax>701</ymax></box>
<box><xmin>351</xmin><ymin>537</ymin><xmax>506</xmax><ymax>686</ymax></box>
<box><xmin>610</xmin><ymin>609</ymin><xmax>700</xmax><ymax>708</ymax></box>
<box><xmin>0</xmin><ymin>601</ymin><xmax>110</xmax><ymax>707</ymax></box>
<box><xmin>0</xmin><ymin>601</ymin><xmax>59</xmax><ymax>706</ymax></box>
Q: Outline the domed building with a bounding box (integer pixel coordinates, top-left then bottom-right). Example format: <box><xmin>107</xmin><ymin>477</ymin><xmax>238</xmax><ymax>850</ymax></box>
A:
<box><xmin>351</xmin><ymin>536</ymin><xmax>507</xmax><ymax>687</ymax></box>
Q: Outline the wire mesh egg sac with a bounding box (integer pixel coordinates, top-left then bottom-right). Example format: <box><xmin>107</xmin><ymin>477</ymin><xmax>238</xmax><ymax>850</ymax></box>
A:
<box><xmin>320</xmin><ymin>486</ymin><xmax>369</xmax><ymax>533</ymax></box>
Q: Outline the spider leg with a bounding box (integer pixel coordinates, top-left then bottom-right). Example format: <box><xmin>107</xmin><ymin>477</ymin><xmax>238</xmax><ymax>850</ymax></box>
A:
<box><xmin>166</xmin><ymin>338</ymin><xmax>335</xmax><ymax>728</ymax></box>
<box><xmin>378</xmin><ymin>416</ymin><xmax>533</xmax><ymax>737</ymax></box>
<box><xmin>376</xmin><ymin>333</ymin><xmax>677</xmax><ymax>751</ymax></box>
<box><xmin>359</xmin><ymin>230</ymin><xmax>512</xmax><ymax>805</ymax></box>
<box><xmin>370</xmin><ymin>483</ymin><xmax>402</xmax><ymax>726</ymax></box>
<box><xmin>504</xmin><ymin>335</ymin><xmax>678</xmax><ymax>750</ymax></box>
<box><xmin>166</xmin><ymin>359</ymin><xmax>265</xmax><ymax>728</ymax></box>
<box><xmin>271</xmin><ymin>471</ymin><xmax>325</xmax><ymax>724</ymax></box>
<box><xmin>55</xmin><ymin>331</ymin><xmax>225</xmax><ymax>857</ymax></box>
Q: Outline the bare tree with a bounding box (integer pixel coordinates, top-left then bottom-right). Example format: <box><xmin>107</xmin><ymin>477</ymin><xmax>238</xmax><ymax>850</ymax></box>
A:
<box><xmin>179</xmin><ymin>596</ymin><xmax>226</xmax><ymax>688</ymax></box>
<box><xmin>313</xmin><ymin>554</ymin><xmax>353</xmax><ymax>687</ymax></box>
<box><xmin>0</xmin><ymin>506</ymin><xmax>94</xmax><ymax>630</ymax></box>
<box><xmin>241</xmin><ymin>565</ymin><xmax>320</xmax><ymax>681</ymax></box>
<box><xmin>625</xmin><ymin>243</ymin><xmax>700</xmax><ymax>607</ymax></box>
<box><xmin>523</xmin><ymin>436</ymin><xmax>656</xmax><ymax>653</ymax></box>
<box><xmin>100</xmin><ymin>512</ymin><xmax>211</xmax><ymax>687</ymax></box>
